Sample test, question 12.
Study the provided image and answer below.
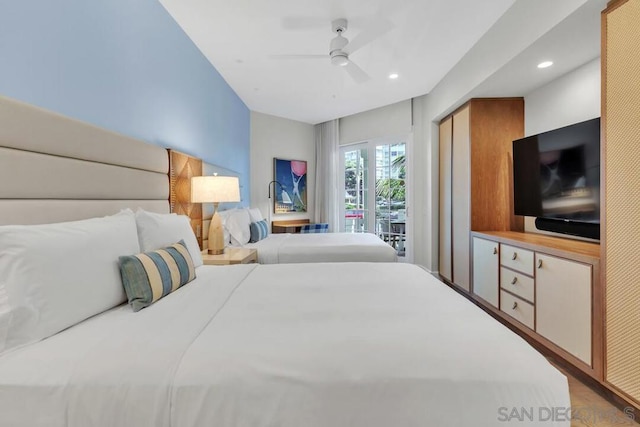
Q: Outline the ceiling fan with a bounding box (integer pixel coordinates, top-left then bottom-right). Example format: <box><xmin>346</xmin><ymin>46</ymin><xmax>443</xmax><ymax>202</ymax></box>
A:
<box><xmin>270</xmin><ymin>18</ymin><xmax>392</xmax><ymax>84</ymax></box>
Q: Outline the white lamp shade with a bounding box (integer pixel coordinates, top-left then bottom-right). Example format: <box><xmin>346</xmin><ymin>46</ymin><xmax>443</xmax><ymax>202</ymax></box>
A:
<box><xmin>191</xmin><ymin>176</ymin><xmax>240</xmax><ymax>203</ymax></box>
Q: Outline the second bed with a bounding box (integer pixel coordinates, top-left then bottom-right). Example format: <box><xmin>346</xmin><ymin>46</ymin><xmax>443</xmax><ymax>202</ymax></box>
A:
<box><xmin>244</xmin><ymin>231</ymin><xmax>398</xmax><ymax>263</ymax></box>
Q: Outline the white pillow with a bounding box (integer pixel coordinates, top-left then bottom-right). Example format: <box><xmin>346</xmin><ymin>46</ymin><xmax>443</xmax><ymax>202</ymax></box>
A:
<box><xmin>218</xmin><ymin>208</ymin><xmax>237</xmax><ymax>244</ymax></box>
<box><xmin>0</xmin><ymin>212</ymin><xmax>140</xmax><ymax>354</ymax></box>
<box><xmin>134</xmin><ymin>209</ymin><xmax>203</xmax><ymax>267</ymax></box>
<box><xmin>226</xmin><ymin>208</ymin><xmax>251</xmax><ymax>246</ymax></box>
<box><xmin>248</xmin><ymin>208</ymin><xmax>264</xmax><ymax>223</ymax></box>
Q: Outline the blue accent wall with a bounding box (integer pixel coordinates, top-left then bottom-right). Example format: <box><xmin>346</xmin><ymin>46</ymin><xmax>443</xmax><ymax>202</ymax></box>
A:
<box><xmin>0</xmin><ymin>0</ymin><xmax>250</xmax><ymax>204</ymax></box>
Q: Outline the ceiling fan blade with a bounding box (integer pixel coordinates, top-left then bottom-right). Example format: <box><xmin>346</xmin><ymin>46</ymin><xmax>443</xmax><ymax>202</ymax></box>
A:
<box><xmin>344</xmin><ymin>61</ymin><xmax>371</xmax><ymax>84</ymax></box>
<box><xmin>269</xmin><ymin>54</ymin><xmax>327</xmax><ymax>60</ymax></box>
<box><xmin>343</xmin><ymin>18</ymin><xmax>394</xmax><ymax>55</ymax></box>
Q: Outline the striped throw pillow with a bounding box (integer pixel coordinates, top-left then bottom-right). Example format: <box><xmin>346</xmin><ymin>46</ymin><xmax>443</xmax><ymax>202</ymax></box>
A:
<box><xmin>119</xmin><ymin>240</ymin><xmax>196</xmax><ymax>312</ymax></box>
<box><xmin>249</xmin><ymin>220</ymin><xmax>269</xmax><ymax>242</ymax></box>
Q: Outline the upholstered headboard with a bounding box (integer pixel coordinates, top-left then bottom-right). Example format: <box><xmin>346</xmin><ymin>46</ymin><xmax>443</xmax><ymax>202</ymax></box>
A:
<box><xmin>0</xmin><ymin>95</ymin><xmax>170</xmax><ymax>225</ymax></box>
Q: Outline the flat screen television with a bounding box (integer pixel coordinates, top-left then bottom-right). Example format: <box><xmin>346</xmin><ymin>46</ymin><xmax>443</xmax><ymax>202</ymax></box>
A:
<box><xmin>512</xmin><ymin>118</ymin><xmax>600</xmax><ymax>240</ymax></box>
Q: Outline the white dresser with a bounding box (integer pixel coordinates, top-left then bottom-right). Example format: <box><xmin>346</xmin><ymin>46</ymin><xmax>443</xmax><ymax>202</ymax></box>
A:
<box><xmin>471</xmin><ymin>231</ymin><xmax>601</xmax><ymax>380</ymax></box>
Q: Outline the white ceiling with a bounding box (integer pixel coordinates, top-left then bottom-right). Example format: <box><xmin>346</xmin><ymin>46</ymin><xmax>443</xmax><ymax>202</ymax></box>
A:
<box><xmin>159</xmin><ymin>0</ymin><xmax>516</xmax><ymax>124</ymax></box>
<box><xmin>467</xmin><ymin>0</ymin><xmax>604</xmax><ymax>102</ymax></box>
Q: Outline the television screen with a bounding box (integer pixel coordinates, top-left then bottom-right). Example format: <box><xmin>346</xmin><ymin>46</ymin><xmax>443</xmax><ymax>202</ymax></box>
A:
<box><xmin>513</xmin><ymin>118</ymin><xmax>600</xmax><ymax>225</ymax></box>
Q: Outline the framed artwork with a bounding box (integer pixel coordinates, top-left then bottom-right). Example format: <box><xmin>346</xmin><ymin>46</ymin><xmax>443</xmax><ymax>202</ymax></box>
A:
<box><xmin>273</xmin><ymin>158</ymin><xmax>307</xmax><ymax>213</ymax></box>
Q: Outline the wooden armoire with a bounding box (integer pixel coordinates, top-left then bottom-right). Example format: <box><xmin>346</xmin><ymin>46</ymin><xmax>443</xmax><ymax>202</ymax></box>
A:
<box><xmin>438</xmin><ymin>98</ymin><xmax>524</xmax><ymax>290</ymax></box>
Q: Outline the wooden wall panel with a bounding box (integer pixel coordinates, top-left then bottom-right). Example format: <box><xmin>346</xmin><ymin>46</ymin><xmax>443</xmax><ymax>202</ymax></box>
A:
<box><xmin>168</xmin><ymin>150</ymin><xmax>203</xmax><ymax>249</ymax></box>
<box><xmin>603</xmin><ymin>0</ymin><xmax>640</xmax><ymax>406</ymax></box>
<box><xmin>469</xmin><ymin>98</ymin><xmax>524</xmax><ymax>233</ymax></box>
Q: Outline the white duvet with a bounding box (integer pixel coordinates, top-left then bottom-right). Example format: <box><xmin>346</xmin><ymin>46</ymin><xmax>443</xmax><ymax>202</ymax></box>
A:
<box><xmin>0</xmin><ymin>263</ymin><xmax>569</xmax><ymax>427</ymax></box>
<box><xmin>244</xmin><ymin>232</ymin><xmax>398</xmax><ymax>263</ymax></box>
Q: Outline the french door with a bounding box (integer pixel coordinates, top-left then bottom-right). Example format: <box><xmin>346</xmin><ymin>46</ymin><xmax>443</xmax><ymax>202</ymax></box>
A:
<box><xmin>340</xmin><ymin>143</ymin><xmax>370</xmax><ymax>233</ymax></box>
<box><xmin>339</xmin><ymin>139</ymin><xmax>409</xmax><ymax>259</ymax></box>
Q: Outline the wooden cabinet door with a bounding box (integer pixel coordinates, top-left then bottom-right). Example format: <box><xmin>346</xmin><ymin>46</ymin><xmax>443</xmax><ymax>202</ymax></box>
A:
<box><xmin>472</xmin><ymin>237</ymin><xmax>499</xmax><ymax>307</ymax></box>
<box><xmin>451</xmin><ymin>105</ymin><xmax>471</xmax><ymax>291</ymax></box>
<box><xmin>438</xmin><ymin>117</ymin><xmax>453</xmax><ymax>282</ymax></box>
<box><xmin>536</xmin><ymin>253</ymin><xmax>592</xmax><ymax>365</ymax></box>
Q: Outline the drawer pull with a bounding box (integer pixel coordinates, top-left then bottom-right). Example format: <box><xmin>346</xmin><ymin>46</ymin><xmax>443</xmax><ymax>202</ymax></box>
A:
<box><xmin>537</xmin><ymin>259</ymin><xmax>543</xmax><ymax>269</ymax></box>
<box><xmin>511</xmin><ymin>277</ymin><xmax>518</xmax><ymax>285</ymax></box>
<box><xmin>512</xmin><ymin>301</ymin><xmax>518</xmax><ymax>310</ymax></box>
<box><xmin>493</xmin><ymin>247</ymin><xmax>497</xmax><ymax>255</ymax></box>
<box><xmin>512</xmin><ymin>252</ymin><xmax>517</xmax><ymax>260</ymax></box>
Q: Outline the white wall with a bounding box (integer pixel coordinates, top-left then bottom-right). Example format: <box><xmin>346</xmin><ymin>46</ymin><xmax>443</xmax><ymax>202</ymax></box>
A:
<box><xmin>250</xmin><ymin>111</ymin><xmax>315</xmax><ymax>223</ymax></box>
<box><xmin>525</xmin><ymin>57</ymin><xmax>600</xmax><ymax>136</ymax></box>
<box><xmin>339</xmin><ymin>100</ymin><xmax>412</xmax><ymax>145</ymax></box>
<box><xmin>523</xmin><ymin>57</ymin><xmax>601</xmax><ymax>235</ymax></box>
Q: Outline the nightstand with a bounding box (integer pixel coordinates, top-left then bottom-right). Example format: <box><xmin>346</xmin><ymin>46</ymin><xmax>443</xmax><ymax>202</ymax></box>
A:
<box><xmin>201</xmin><ymin>248</ymin><xmax>257</xmax><ymax>265</ymax></box>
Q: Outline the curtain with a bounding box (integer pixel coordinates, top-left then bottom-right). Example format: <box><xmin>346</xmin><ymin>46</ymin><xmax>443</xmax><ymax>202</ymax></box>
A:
<box><xmin>314</xmin><ymin>120</ymin><xmax>340</xmax><ymax>231</ymax></box>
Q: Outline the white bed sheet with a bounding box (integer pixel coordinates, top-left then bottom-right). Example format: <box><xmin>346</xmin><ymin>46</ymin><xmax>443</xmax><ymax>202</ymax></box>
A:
<box><xmin>0</xmin><ymin>263</ymin><xmax>569</xmax><ymax>427</ymax></box>
<box><xmin>244</xmin><ymin>232</ymin><xmax>398</xmax><ymax>263</ymax></box>
<box><xmin>0</xmin><ymin>265</ymin><xmax>256</xmax><ymax>427</ymax></box>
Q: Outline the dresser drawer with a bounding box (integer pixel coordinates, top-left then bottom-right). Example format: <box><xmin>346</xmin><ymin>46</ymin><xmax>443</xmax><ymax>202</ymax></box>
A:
<box><xmin>500</xmin><ymin>244</ymin><xmax>534</xmax><ymax>276</ymax></box>
<box><xmin>500</xmin><ymin>267</ymin><xmax>535</xmax><ymax>303</ymax></box>
<box><xmin>500</xmin><ymin>290</ymin><xmax>534</xmax><ymax>330</ymax></box>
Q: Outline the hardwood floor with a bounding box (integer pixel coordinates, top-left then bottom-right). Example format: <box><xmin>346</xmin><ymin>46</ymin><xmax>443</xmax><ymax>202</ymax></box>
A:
<box><xmin>551</xmin><ymin>361</ymin><xmax>638</xmax><ymax>426</ymax></box>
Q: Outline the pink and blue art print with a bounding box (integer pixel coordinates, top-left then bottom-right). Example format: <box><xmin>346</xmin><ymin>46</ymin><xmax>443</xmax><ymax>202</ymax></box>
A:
<box><xmin>273</xmin><ymin>158</ymin><xmax>307</xmax><ymax>213</ymax></box>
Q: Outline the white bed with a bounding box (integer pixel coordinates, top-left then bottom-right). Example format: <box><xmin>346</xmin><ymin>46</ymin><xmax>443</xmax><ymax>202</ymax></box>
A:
<box><xmin>216</xmin><ymin>208</ymin><xmax>398</xmax><ymax>264</ymax></box>
<box><xmin>0</xmin><ymin>263</ymin><xmax>569</xmax><ymax>427</ymax></box>
<box><xmin>244</xmin><ymin>232</ymin><xmax>398</xmax><ymax>263</ymax></box>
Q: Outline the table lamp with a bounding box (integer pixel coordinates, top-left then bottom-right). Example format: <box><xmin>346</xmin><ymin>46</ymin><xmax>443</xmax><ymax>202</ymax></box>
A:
<box><xmin>191</xmin><ymin>175</ymin><xmax>240</xmax><ymax>254</ymax></box>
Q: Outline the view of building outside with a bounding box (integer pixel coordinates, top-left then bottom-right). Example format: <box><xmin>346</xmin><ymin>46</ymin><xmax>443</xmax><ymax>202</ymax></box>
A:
<box><xmin>376</xmin><ymin>143</ymin><xmax>406</xmax><ymax>256</ymax></box>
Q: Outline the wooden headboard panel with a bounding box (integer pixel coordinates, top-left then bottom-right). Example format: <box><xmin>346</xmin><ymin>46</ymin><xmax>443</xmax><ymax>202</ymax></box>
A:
<box><xmin>0</xmin><ymin>95</ymin><xmax>170</xmax><ymax>225</ymax></box>
<box><xmin>168</xmin><ymin>150</ymin><xmax>203</xmax><ymax>249</ymax></box>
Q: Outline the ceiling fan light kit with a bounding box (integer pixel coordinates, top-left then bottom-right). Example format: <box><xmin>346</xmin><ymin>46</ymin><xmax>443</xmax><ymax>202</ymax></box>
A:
<box><xmin>330</xmin><ymin>52</ymin><xmax>349</xmax><ymax>67</ymax></box>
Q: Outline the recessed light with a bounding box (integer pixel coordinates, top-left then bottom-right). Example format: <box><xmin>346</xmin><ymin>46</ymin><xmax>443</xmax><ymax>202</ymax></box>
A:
<box><xmin>537</xmin><ymin>61</ymin><xmax>553</xmax><ymax>69</ymax></box>
<box><xmin>388</xmin><ymin>73</ymin><xmax>399</xmax><ymax>80</ymax></box>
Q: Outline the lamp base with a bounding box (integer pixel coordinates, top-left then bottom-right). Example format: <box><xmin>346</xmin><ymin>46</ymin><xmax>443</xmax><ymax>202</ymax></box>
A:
<box><xmin>208</xmin><ymin>206</ymin><xmax>226</xmax><ymax>256</ymax></box>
